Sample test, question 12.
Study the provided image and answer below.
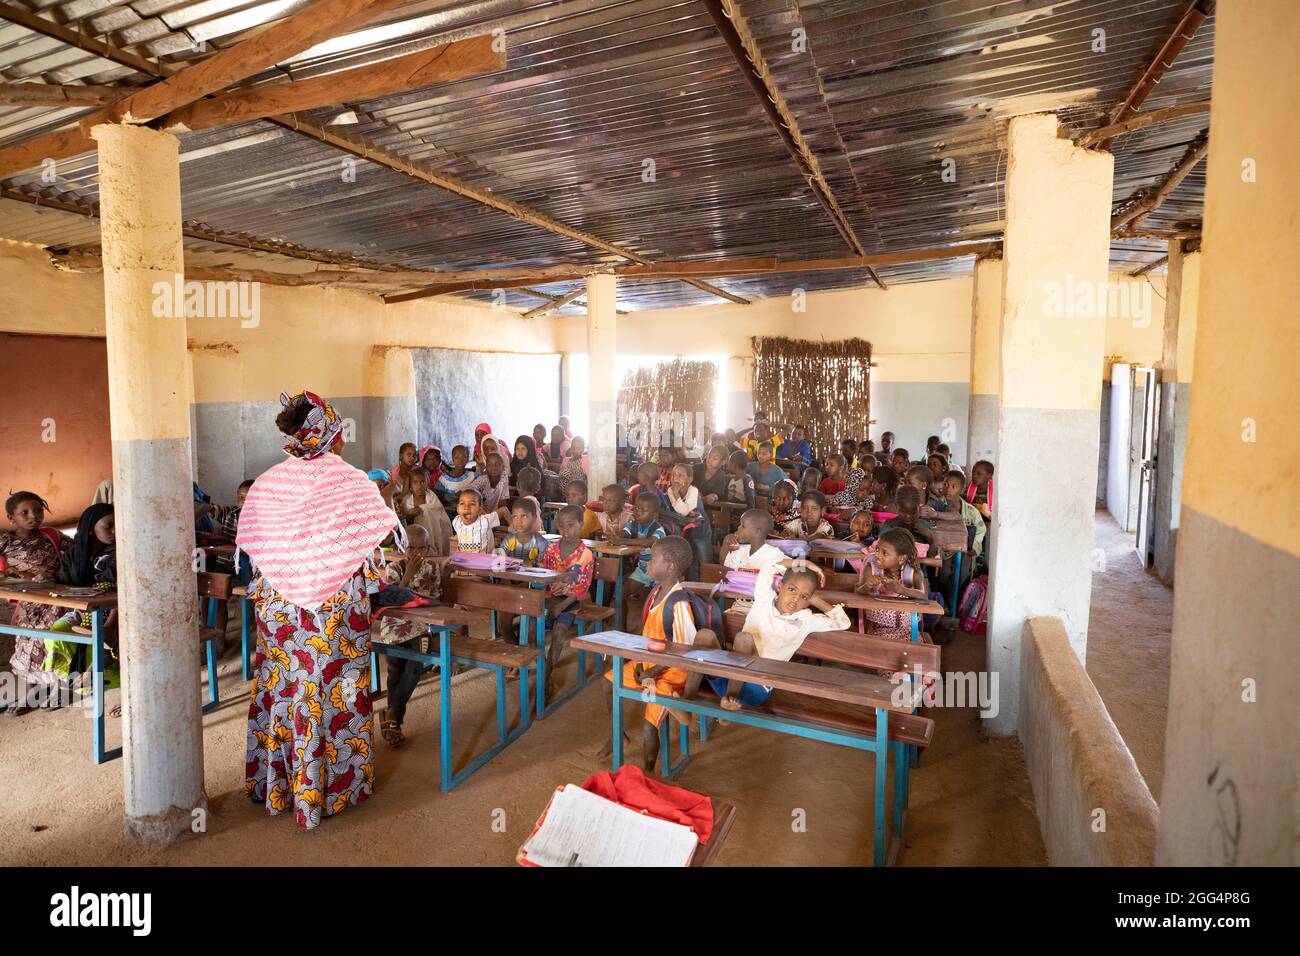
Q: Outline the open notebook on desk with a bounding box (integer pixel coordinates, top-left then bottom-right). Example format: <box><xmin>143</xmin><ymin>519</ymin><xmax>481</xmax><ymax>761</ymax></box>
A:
<box><xmin>518</xmin><ymin>784</ymin><xmax>698</xmax><ymax>867</ymax></box>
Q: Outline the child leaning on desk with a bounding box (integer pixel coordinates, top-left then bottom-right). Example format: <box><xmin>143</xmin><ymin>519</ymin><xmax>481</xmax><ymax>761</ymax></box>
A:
<box><xmin>856</xmin><ymin>527</ymin><xmax>929</xmax><ymax>641</ymax></box>
<box><xmin>540</xmin><ymin>505</ymin><xmax>595</xmax><ymax>700</ymax></box>
<box><xmin>700</xmin><ymin>556</ymin><xmax>851</xmax><ymax>713</ymax></box>
<box><xmin>378</xmin><ymin>524</ymin><xmax>443</xmax><ymax>749</ymax></box>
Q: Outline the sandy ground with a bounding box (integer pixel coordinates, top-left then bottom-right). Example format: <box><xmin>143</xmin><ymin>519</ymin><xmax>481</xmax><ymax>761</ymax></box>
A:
<box><xmin>0</xmin><ymin>598</ymin><xmax>1046</xmax><ymax>867</ymax></box>
<box><xmin>1085</xmin><ymin>509</ymin><xmax>1173</xmax><ymax>801</ymax></box>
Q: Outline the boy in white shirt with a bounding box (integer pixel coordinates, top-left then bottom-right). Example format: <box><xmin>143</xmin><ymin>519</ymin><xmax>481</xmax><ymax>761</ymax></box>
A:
<box><xmin>451</xmin><ymin>489</ymin><xmax>500</xmax><ymax>553</ymax></box>
<box><xmin>691</xmin><ymin>556</ymin><xmax>850</xmax><ymax>712</ymax></box>
<box><xmin>720</xmin><ymin>509</ymin><xmax>785</xmax><ymax>573</ymax></box>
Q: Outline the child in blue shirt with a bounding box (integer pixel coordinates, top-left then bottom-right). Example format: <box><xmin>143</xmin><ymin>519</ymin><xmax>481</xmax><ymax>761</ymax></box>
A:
<box><xmin>746</xmin><ymin>444</ymin><xmax>788</xmax><ymax>494</ymax></box>
<box><xmin>777</xmin><ymin>425</ymin><xmax>813</xmax><ymax>469</ymax></box>
<box><xmin>620</xmin><ymin>492</ymin><xmax>667</xmax><ymax>622</ymax></box>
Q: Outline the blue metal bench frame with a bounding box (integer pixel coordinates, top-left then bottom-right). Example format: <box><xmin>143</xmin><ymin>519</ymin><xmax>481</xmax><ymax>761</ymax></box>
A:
<box><xmin>369</xmin><ymin>622</ymin><xmax>533</xmax><ymax>792</ymax></box>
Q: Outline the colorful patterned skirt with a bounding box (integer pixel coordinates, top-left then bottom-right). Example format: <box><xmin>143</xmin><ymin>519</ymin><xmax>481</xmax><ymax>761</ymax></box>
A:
<box><xmin>244</xmin><ymin>569</ymin><xmax>376</xmax><ymax>830</ymax></box>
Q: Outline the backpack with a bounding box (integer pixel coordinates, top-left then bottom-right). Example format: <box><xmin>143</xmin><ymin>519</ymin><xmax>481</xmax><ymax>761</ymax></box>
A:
<box><xmin>644</xmin><ymin>583</ymin><xmax>723</xmax><ymax>638</ymax></box>
<box><xmin>958</xmin><ymin>574</ymin><xmax>989</xmax><ymax>635</ymax></box>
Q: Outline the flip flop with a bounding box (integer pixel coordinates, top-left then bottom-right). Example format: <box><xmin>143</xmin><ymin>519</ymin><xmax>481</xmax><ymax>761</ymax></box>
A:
<box><xmin>380</xmin><ymin>717</ymin><xmax>405</xmax><ymax>748</ymax></box>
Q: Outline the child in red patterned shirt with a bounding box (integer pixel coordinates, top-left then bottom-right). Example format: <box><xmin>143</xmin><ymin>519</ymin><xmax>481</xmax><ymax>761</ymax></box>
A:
<box><xmin>540</xmin><ymin>504</ymin><xmax>595</xmax><ymax>700</ymax></box>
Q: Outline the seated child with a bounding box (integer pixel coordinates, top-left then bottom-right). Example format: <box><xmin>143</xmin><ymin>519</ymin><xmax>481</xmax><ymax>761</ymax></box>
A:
<box><xmin>451</xmin><ymin>489</ymin><xmax>499</xmax><ymax>554</ymax></box>
<box><xmin>401</xmin><ymin>466</ymin><xmax>453</xmax><ymax>556</ymax></box>
<box><xmin>840</xmin><ymin>508</ymin><xmax>874</xmax><ymax>544</ymax></box>
<box><xmin>776</xmin><ymin>426</ymin><xmax>812</xmax><ymax>468</ymax></box>
<box><xmin>558</xmin><ymin>435</ymin><xmax>588</xmax><ymax>487</ymax></box>
<box><xmin>819</xmin><ymin>454</ymin><xmax>848</xmax><ymax>497</ymax></box>
<box><xmin>769</xmin><ymin>479</ymin><xmax>799</xmax><ymax>526</ymax></box>
<box><xmin>880</xmin><ymin>486</ymin><xmax>935</xmax><ymax>550</ymax></box>
<box><xmin>2</xmin><ymin>492</ymin><xmax>71</xmax><ymax>712</ymax></box>
<box><xmin>936</xmin><ymin>469</ymin><xmax>986</xmax><ymax>590</ymax></box>
<box><xmin>782</xmin><ymin>489</ymin><xmax>832</xmax><ymax>541</ymax></box>
<box><xmin>857</xmin><ymin>440</ymin><xmax>875</xmax><ymax>471</ymax></box>
<box><xmin>584</xmin><ymin>483</ymin><xmax>632</xmax><ymax>539</ymax></box>
<box><xmin>473</xmin><ymin>451</ymin><xmax>512</xmax><ymax>522</ymax></box>
<box><xmin>628</xmin><ymin>462</ymin><xmax>662</xmax><ymax>505</ymax></box>
<box><xmin>856</xmin><ymin>527</ymin><xmax>929</xmax><ymax>641</ymax></box>
<box><xmin>662</xmin><ymin>461</ymin><xmax>713</xmax><ymax>577</ymax></box>
<box><xmin>655</xmin><ymin>446</ymin><xmax>677</xmax><ymax>491</ymax></box>
<box><xmin>436</xmin><ymin>445</ymin><xmax>477</xmax><ymax>503</ymax></box>
<box><xmin>967</xmin><ymin>460</ymin><xmax>994</xmax><ymax>519</ymax></box>
<box><xmin>720</xmin><ymin>509</ymin><xmax>785</xmax><ymax>572</ymax></box>
<box><xmin>904</xmin><ymin>464</ymin><xmax>943</xmax><ymax>517</ymax></box>
<box><xmin>564</xmin><ymin>478</ymin><xmax>588</xmax><ymax>509</ymax></box>
<box><xmin>377</xmin><ymin>524</ymin><xmax>443</xmax><ymax>748</ymax></box>
<box><xmin>724</xmin><ymin>450</ymin><xmax>756</xmax><ymax>510</ymax></box>
<box><xmin>891</xmin><ymin>447</ymin><xmax>911</xmax><ymax>479</ymax></box>
<box><xmin>697</xmin><ymin>556</ymin><xmax>850</xmax><ymax>711</ymax></box>
<box><xmin>419</xmin><ymin>445</ymin><xmax>444</xmax><ymax>486</ymax></box>
<box><xmin>540</xmin><ymin>505</ymin><xmax>595</xmax><ymax>699</ymax></box>
<box><xmin>798</xmin><ymin>466</ymin><xmax>822</xmax><ymax>499</ymax></box>
<box><xmin>746</xmin><ymin>444</ymin><xmax>787</xmax><ymax>494</ymax></box>
<box><xmin>514</xmin><ymin>464</ymin><xmax>546</xmax><ymax>517</ymax></box>
<box><xmin>495</xmin><ymin>498</ymin><xmax>551</xmax><ymax>643</ymax></box>
<box><xmin>602</xmin><ymin>535</ymin><xmax>720</xmax><ymax>772</ymax></box>
<box><xmin>199</xmin><ymin>479</ymin><xmax>253</xmax><ymax>540</ymax></box>
<box><xmin>390</xmin><ymin>442</ymin><xmax>418</xmax><ymax>500</ymax></box>
<box><xmin>839</xmin><ymin>438</ymin><xmax>859</xmax><ymax>468</ymax></box>
<box><xmin>926</xmin><ymin>453</ymin><xmax>949</xmax><ymax>497</ymax></box>
<box><xmin>620</xmin><ymin>493</ymin><xmax>668</xmax><ymax>620</ymax></box>
<box><xmin>869</xmin><ymin>465</ymin><xmax>899</xmax><ymax>512</ymax></box>
<box><xmin>829</xmin><ymin>458</ymin><xmax>872</xmax><ymax>507</ymax></box>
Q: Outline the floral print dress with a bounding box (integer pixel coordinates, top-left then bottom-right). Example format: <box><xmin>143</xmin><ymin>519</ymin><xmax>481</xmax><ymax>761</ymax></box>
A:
<box><xmin>244</xmin><ymin>564</ymin><xmax>380</xmax><ymax>830</ymax></box>
<box><xmin>0</xmin><ymin>530</ymin><xmax>65</xmax><ymax>686</ymax></box>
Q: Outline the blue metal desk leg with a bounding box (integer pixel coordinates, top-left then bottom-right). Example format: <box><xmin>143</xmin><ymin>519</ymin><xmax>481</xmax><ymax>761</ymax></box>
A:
<box><xmin>611</xmin><ymin>654</ymin><xmax>624</xmax><ymax>771</ymax></box>
<box><xmin>873</xmin><ymin>707</ymin><xmax>889</xmax><ymax>867</ymax></box>
<box><xmin>534</xmin><ymin>613</ymin><xmax>546</xmax><ymax>719</ymax></box>
<box><xmin>240</xmin><ymin>595</ymin><xmax>252</xmax><ymax>680</ymax></box>
<box><xmin>90</xmin><ymin>610</ymin><xmax>121</xmax><ymax>764</ymax></box>
<box><xmin>613</xmin><ymin>564</ymin><xmax>626</xmax><ymax>632</ymax></box>
<box><xmin>949</xmin><ymin>551</ymin><xmax>963</xmax><ymax>617</ymax></box>
<box><xmin>439</xmin><ymin>630</ymin><xmax>453</xmax><ymax>793</ymax></box>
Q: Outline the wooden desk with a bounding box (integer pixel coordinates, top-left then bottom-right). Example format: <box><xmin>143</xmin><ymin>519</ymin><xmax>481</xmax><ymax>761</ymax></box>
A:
<box><xmin>692</xmin><ymin>799</ymin><xmax>736</xmax><ymax>867</ymax></box>
<box><xmin>0</xmin><ymin>584</ymin><xmax>118</xmax><ymax>764</ymax></box>
<box><xmin>446</xmin><ymin>563</ymin><xmax>565</xmax><ymax>587</ymax></box>
<box><xmin>680</xmin><ymin>580</ymin><xmax>942</xmax><ymax>617</ymax></box>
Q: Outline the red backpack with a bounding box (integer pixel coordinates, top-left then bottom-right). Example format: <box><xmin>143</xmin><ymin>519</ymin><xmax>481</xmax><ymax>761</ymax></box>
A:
<box><xmin>958</xmin><ymin>574</ymin><xmax>989</xmax><ymax>636</ymax></box>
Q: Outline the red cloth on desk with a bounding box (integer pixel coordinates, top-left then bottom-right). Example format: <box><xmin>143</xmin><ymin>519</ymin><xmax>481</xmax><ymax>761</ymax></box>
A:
<box><xmin>580</xmin><ymin>765</ymin><xmax>715</xmax><ymax>844</ymax></box>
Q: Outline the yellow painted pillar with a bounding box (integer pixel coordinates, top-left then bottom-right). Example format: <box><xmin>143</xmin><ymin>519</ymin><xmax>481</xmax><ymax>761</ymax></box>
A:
<box><xmin>1151</xmin><ymin>241</ymin><xmax>1200</xmax><ymax>582</ymax></box>
<box><xmin>586</xmin><ymin>273</ymin><xmax>617</xmax><ymax>493</ymax></box>
<box><xmin>91</xmin><ymin>123</ymin><xmax>206</xmax><ymax>840</ymax></box>
<box><xmin>966</xmin><ymin>255</ymin><xmax>1003</xmax><ymax>468</ymax></box>
<box><xmin>1158</xmin><ymin>0</ymin><xmax>1300</xmax><ymax>866</ymax></box>
<box><xmin>986</xmin><ymin>113</ymin><xmax>1113</xmax><ymax>735</ymax></box>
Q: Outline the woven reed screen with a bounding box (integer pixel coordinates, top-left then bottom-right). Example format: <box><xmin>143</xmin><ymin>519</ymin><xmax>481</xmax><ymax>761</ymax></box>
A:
<box><xmin>751</xmin><ymin>336</ymin><xmax>872</xmax><ymax>459</ymax></box>
<box><xmin>618</xmin><ymin>357</ymin><xmax>717</xmax><ymax>455</ymax></box>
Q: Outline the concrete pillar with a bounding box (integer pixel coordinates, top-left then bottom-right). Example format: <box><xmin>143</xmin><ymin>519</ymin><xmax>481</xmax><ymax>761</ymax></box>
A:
<box><xmin>966</xmin><ymin>256</ymin><xmax>1002</xmax><ymax>469</ymax></box>
<box><xmin>1151</xmin><ymin>242</ymin><xmax>1200</xmax><ymax>583</ymax></box>
<box><xmin>586</xmin><ymin>273</ymin><xmax>617</xmax><ymax>492</ymax></box>
<box><xmin>91</xmin><ymin>123</ymin><xmax>206</xmax><ymax>841</ymax></box>
<box><xmin>725</xmin><ymin>355</ymin><xmax>754</xmax><ymax>431</ymax></box>
<box><xmin>1157</xmin><ymin>0</ymin><xmax>1299</xmax><ymax>865</ymax></box>
<box><xmin>985</xmin><ymin>114</ymin><xmax>1113</xmax><ymax>735</ymax></box>
<box><xmin>366</xmin><ymin>346</ymin><xmax>416</xmax><ymax>471</ymax></box>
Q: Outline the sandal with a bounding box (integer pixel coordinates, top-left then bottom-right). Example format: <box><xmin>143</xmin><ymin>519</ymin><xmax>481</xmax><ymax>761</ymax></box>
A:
<box><xmin>380</xmin><ymin>717</ymin><xmax>405</xmax><ymax>748</ymax></box>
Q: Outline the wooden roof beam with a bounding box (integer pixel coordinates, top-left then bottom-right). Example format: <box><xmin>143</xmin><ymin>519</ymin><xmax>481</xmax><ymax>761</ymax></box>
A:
<box><xmin>0</xmin><ymin>82</ymin><xmax>124</xmax><ymax>107</ymax></box>
<box><xmin>1093</xmin><ymin>0</ymin><xmax>1215</xmax><ymax>150</ymax></box>
<box><xmin>1077</xmin><ymin>100</ymin><xmax>1211</xmax><ymax>148</ymax></box>
<box><xmin>1112</xmin><ymin>138</ymin><xmax>1209</xmax><ymax>235</ymax></box>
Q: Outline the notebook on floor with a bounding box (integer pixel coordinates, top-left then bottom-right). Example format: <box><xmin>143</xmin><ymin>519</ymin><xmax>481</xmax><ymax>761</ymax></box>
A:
<box><xmin>518</xmin><ymin>784</ymin><xmax>698</xmax><ymax>867</ymax></box>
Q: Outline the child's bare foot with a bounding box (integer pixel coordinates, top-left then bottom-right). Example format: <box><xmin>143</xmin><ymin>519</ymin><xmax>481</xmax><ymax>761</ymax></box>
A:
<box><xmin>720</xmin><ymin>694</ymin><xmax>741</xmax><ymax>712</ymax></box>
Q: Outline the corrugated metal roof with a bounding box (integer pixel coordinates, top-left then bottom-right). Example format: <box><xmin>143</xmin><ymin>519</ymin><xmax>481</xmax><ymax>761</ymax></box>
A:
<box><xmin>0</xmin><ymin>0</ymin><xmax>1213</xmax><ymax>310</ymax></box>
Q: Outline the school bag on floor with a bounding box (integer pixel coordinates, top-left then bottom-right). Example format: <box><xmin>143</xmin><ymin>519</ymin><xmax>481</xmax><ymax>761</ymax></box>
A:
<box><xmin>958</xmin><ymin>574</ymin><xmax>989</xmax><ymax>635</ymax></box>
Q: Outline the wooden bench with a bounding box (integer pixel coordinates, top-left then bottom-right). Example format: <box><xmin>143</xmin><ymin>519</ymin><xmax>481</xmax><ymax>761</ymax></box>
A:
<box><xmin>374</xmin><ymin>594</ymin><xmax>542</xmax><ymax>793</ymax></box>
<box><xmin>196</xmin><ymin>571</ymin><xmax>232</xmax><ymax>713</ymax></box>
<box><xmin>570</xmin><ymin>629</ymin><xmax>936</xmax><ymax>867</ymax></box>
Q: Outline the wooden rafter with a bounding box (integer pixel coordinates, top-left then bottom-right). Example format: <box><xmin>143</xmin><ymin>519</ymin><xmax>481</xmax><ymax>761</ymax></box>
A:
<box><xmin>159</xmin><ymin>35</ymin><xmax>503</xmax><ymax>132</ymax></box>
<box><xmin>0</xmin><ymin>3</ymin><xmax>746</xmax><ymax>307</ymax></box>
<box><xmin>0</xmin><ymin>0</ymin><xmax>409</xmax><ymax>177</ymax></box>
<box><xmin>702</xmin><ymin>0</ymin><xmax>885</xmax><ymax>290</ymax></box>
<box><xmin>1077</xmin><ymin>100</ymin><xmax>1211</xmax><ymax>148</ymax></box>
<box><xmin>522</xmin><ymin>288</ymin><xmax>585</xmax><ymax>320</ymax></box>
<box><xmin>1111</xmin><ymin>138</ymin><xmax>1209</xmax><ymax>235</ymax></box>
<box><xmin>1093</xmin><ymin>0</ymin><xmax>1215</xmax><ymax>150</ymax></box>
<box><xmin>0</xmin><ymin>82</ymin><xmax>124</xmax><ymax>107</ymax></box>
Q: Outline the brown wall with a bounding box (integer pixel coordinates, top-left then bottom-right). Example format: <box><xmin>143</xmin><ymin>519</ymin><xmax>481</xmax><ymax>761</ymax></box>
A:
<box><xmin>0</xmin><ymin>333</ymin><xmax>111</xmax><ymax>526</ymax></box>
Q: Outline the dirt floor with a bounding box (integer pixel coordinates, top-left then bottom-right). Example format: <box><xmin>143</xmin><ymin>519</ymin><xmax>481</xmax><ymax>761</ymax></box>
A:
<box><xmin>1085</xmin><ymin>509</ymin><xmax>1173</xmax><ymax>801</ymax></box>
<box><xmin>0</xmin><ymin>599</ymin><xmax>1046</xmax><ymax>867</ymax></box>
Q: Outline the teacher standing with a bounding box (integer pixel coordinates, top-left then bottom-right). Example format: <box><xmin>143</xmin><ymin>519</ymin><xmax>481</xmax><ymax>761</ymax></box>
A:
<box><xmin>237</xmin><ymin>391</ymin><xmax>401</xmax><ymax>830</ymax></box>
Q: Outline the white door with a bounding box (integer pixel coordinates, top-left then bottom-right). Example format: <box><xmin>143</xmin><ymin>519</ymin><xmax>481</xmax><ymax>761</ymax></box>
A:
<box><xmin>1106</xmin><ymin>363</ymin><xmax>1133</xmax><ymax>528</ymax></box>
<box><xmin>1135</xmin><ymin>368</ymin><xmax>1160</xmax><ymax>565</ymax></box>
